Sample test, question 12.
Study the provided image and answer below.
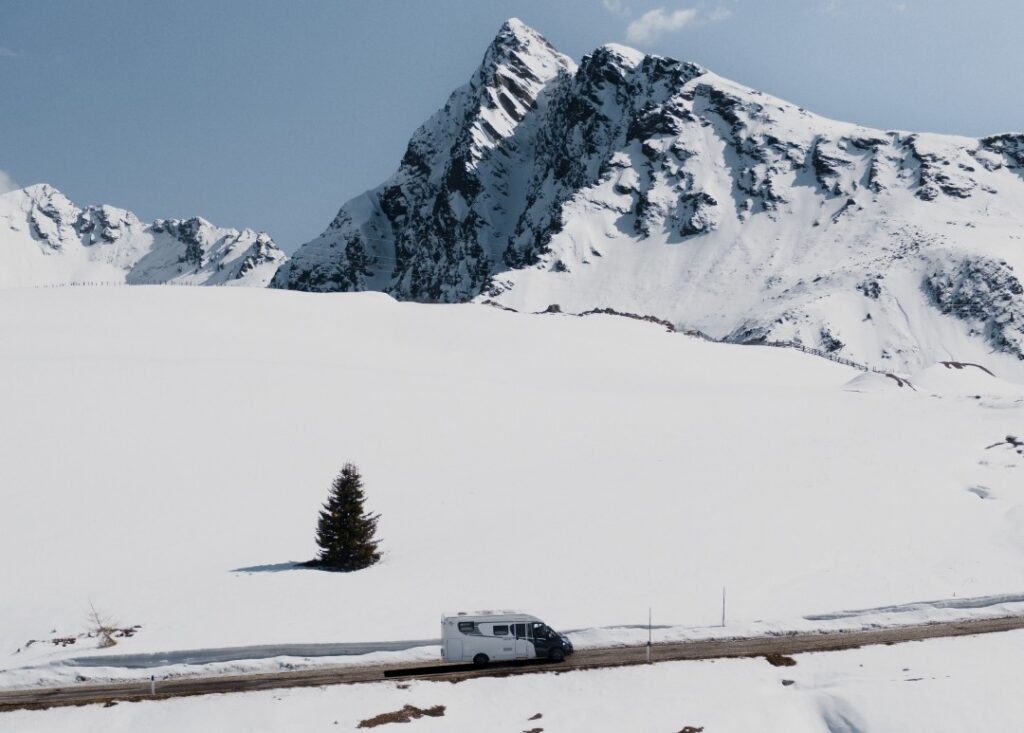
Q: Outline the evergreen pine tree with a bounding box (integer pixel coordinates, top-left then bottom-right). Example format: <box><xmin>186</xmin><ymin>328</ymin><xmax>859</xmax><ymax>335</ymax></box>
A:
<box><xmin>311</xmin><ymin>463</ymin><xmax>381</xmax><ymax>571</ymax></box>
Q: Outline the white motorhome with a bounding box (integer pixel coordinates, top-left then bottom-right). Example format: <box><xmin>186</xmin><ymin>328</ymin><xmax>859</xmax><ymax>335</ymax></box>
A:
<box><xmin>441</xmin><ymin>612</ymin><xmax>574</xmax><ymax>666</ymax></box>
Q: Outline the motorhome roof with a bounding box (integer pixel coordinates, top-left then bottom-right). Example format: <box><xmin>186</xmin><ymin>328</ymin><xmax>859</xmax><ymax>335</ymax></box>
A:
<box><xmin>443</xmin><ymin>612</ymin><xmax>540</xmax><ymax>622</ymax></box>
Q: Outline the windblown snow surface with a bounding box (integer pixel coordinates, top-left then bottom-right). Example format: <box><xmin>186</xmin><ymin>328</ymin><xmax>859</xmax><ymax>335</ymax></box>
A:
<box><xmin>1</xmin><ymin>287</ymin><xmax>1022</xmax><ymax>729</ymax></box>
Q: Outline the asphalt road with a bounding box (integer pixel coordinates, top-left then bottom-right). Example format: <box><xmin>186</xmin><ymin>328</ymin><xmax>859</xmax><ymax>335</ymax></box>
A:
<box><xmin>2</xmin><ymin>615</ymin><xmax>1023</xmax><ymax>713</ymax></box>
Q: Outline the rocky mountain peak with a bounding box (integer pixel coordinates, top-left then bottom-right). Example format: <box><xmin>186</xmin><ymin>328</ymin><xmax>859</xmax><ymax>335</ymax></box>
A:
<box><xmin>487</xmin><ymin>18</ymin><xmax>563</xmax><ymax>62</ymax></box>
<box><xmin>465</xmin><ymin>19</ymin><xmax>576</xmax><ymax>159</ymax></box>
<box><xmin>15</xmin><ymin>183</ymin><xmax>76</xmax><ymax>218</ymax></box>
<box><xmin>275</xmin><ymin>22</ymin><xmax>1024</xmax><ymax>379</ymax></box>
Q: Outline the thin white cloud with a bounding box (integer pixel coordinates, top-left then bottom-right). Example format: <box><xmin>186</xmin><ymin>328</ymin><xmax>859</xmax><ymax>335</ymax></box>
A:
<box><xmin>602</xmin><ymin>0</ymin><xmax>631</xmax><ymax>16</ymax></box>
<box><xmin>0</xmin><ymin>47</ymin><xmax>17</xmax><ymax>58</ymax></box>
<box><xmin>0</xmin><ymin>169</ymin><xmax>19</xmax><ymax>194</ymax></box>
<box><xmin>707</xmin><ymin>6</ymin><xmax>734</xmax><ymax>22</ymax></box>
<box><xmin>626</xmin><ymin>7</ymin><xmax>699</xmax><ymax>43</ymax></box>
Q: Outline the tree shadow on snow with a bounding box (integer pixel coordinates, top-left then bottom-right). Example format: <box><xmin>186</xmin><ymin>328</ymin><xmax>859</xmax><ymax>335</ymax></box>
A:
<box><xmin>230</xmin><ymin>562</ymin><xmax>308</xmax><ymax>574</ymax></box>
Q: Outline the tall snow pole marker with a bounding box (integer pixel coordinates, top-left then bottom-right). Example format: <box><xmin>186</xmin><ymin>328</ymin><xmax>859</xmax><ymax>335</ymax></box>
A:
<box><xmin>647</xmin><ymin>607</ymin><xmax>652</xmax><ymax>664</ymax></box>
<box><xmin>150</xmin><ymin>675</ymin><xmax>155</xmax><ymax>696</ymax></box>
<box><xmin>721</xmin><ymin>586</ymin><xmax>726</xmax><ymax>627</ymax></box>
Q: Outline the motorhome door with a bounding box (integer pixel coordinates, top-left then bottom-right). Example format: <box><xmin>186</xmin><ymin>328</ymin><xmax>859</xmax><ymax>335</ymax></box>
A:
<box><xmin>513</xmin><ymin>622</ymin><xmax>532</xmax><ymax>659</ymax></box>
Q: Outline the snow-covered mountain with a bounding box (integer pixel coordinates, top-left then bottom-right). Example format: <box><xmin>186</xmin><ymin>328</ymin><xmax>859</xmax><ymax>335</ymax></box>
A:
<box><xmin>273</xmin><ymin>18</ymin><xmax>577</xmax><ymax>300</ymax></box>
<box><xmin>274</xmin><ymin>18</ymin><xmax>1024</xmax><ymax>378</ymax></box>
<box><xmin>0</xmin><ymin>184</ymin><xmax>286</xmax><ymax>288</ymax></box>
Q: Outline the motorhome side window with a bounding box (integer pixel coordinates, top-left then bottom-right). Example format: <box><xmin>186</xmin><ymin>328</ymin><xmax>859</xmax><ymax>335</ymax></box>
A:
<box><xmin>514</xmin><ymin>623</ymin><xmax>528</xmax><ymax>639</ymax></box>
<box><xmin>457</xmin><ymin>621</ymin><xmax>476</xmax><ymax>633</ymax></box>
<box><xmin>492</xmin><ymin>624</ymin><xmax>509</xmax><ymax>636</ymax></box>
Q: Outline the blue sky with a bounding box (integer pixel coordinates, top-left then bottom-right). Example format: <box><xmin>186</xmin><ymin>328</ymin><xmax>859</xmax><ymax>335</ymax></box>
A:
<box><xmin>2</xmin><ymin>0</ymin><xmax>1022</xmax><ymax>251</ymax></box>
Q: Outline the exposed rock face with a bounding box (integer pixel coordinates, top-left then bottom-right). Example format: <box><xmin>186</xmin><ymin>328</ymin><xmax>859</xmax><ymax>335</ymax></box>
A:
<box><xmin>277</xmin><ymin>18</ymin><xmax>1024</xmax><ymax>377</ymax></box>
<box><xmin>981</xmin><ymin>133</ymin><xmax>1024</xmax><ymax>171</ymax></box>
<box><xmin>75</xmin><ymin>205</ymin><xmax>134</xmax><ymax>245</ymax></box>
<box><xmin>924</xmin><ymin>258</ymin><xmax>1024</xmax><ymax>361</ymax></box>
<box><xmin>505</xmin><ymin>46</ymin><xmax>707</xmax><ymax>263</ymax></box>
<box><xmin>0</xmin><ymin>184</ymin><xmax>286</xmax><ymax>287</ymax></box>
<box><xmin>272</xmin><ymin>18</ymin><xmax>576</xmax><ymax>300</ymax></box>
<box><xmin>237</xmin><ymin>232</ymin><xmax>284</xmax><ymax>277</ymax></box>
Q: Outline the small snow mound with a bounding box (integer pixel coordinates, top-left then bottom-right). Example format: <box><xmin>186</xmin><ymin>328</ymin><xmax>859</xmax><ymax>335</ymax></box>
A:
<box><xmin>842</xmin><ymin>371</ymin><xmax>914</xmax><ymax>393</ymax></box>
<box><xmin>912</xmin><ymin>361</ymin><xmax>1024</xmax><ymax>398</ymax></box>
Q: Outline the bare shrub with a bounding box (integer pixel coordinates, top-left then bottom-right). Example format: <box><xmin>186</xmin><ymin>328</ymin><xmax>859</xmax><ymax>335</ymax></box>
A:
<box><xmin>87</xmin><ymin>602</ymin><xmax>119</xmax><ymax>649</ymax></box>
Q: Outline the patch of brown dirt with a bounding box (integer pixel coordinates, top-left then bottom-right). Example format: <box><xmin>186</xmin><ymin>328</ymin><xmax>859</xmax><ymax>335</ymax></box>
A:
<box><xmin>358</xmin><ymin>705</ymin><xmax>446</xmax><ymax>728</ymax></box>
<box><xmin>764</xmin><ymin>653</ymin><xmax>797</xmax><ymax>667</ymax></box>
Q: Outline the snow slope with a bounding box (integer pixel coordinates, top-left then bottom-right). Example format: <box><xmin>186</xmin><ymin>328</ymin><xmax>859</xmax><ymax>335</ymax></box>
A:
<box><xmin>275</xmin><ymin>19</ymin><xmax>1024</xmax><ymax>380</ymax></box>
<box><xmin>4</xmin><ymin>630</ymin><xmax>1024</xmax><ymax>732</ymax></box>
<box><xmin>1</xmin><ymin>287</ymin><xmax>1021</xmax><ymax>685</ymax></box>
<box><xmin>0</xmin><ymin>184</ymin><xmax>286</xmax><ymax>288</ymax></box>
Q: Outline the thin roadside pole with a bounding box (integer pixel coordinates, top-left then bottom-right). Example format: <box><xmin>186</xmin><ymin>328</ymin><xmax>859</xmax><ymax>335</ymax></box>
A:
<box><xmin>721</xmin><ymin>587</ymin><xmax>726</xmax><ymax>627</ymax></box>
<box><xmin>647</xmin><ymin>607</ymin><xmax>652</xmax><ymax>664</ymax></box>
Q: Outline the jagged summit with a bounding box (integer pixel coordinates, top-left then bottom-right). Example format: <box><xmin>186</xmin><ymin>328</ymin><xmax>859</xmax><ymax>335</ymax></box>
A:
<box><xmin>20</xmin><ymin>182</ymin><xmax>61</xmax><ymax>198</ymax></box>
<box><xmin>498</xmin><ymin>17</ymin><xmax>532</xmax><ymax>35</ymax></box>
<box><xmin>595</xmin><ymin>43</ymin><xmax>648</xmax><ymax>68</ymax></box>
<box><xmin>276</xmin><ymin>21</ymin><xmax>1024</xmax><ymax>378</ymax></box>
<box><xmin>463</xmin><ymin>19</ymin><xmax>575</xmax><ymax>160</ymax></box>
<box><xmin>271</xmin><ymin>19</ymin><xmax>576</xmax><ymax>300</ymax></box>
<box><xmin>0</xmin><ymin>184</ymin><xmax>286</xmax><ymax>288</ymax></box>
<box><xmin>491</xmin><ymin>17</ymin><xmax>560</xmax><ymax>55</ymax></box>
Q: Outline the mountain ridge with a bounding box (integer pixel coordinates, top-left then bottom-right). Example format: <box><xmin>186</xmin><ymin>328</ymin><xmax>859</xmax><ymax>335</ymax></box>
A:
<box><xmin>274</xmin><ymin>19</ymin><xmax>1024</xmax><ymax>379</ymax></box>
<box><xmin>0</xmin><ymin>183</ymin><xmax>286</xmax><ymax>288</ymax></box>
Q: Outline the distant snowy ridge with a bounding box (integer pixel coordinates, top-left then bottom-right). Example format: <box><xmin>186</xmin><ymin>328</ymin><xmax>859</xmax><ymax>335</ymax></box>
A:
<box><xmin>0</xmin><ymin>184</ymin><xmax>286</xmax><ymax>288</ymax></box>
<box><xmin>275</xmin><ymin>18</ymin><xmax>1024</xmax><ymax>379</ymax></box>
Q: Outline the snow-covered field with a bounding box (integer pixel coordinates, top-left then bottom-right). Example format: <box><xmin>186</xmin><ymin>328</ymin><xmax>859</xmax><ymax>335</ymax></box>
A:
<box><xmin>1</xmin><ymin>286</ymin><xmax>1022</xmax><ymax>692</ymax></box>
<box><xmin>4</xmin><ymin>630</ymin><xmax>1024</xmax><ymax>732</ymax></box>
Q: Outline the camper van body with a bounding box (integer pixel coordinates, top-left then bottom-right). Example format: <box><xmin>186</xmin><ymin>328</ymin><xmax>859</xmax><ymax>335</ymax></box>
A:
<box><xmin>441</xmin><ymin>612</ymin><xmax>573</xmax><ymax>665</ymax></box>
